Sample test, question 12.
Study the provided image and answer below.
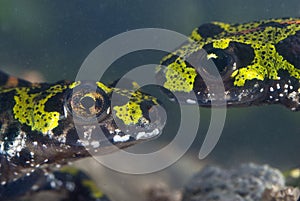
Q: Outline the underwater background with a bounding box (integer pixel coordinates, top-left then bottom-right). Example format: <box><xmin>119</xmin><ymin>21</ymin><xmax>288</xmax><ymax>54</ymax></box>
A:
<box><xmin>1</xmin><ymin>1</ymin><xmax>300</xmax><ymax>200</ymax></box>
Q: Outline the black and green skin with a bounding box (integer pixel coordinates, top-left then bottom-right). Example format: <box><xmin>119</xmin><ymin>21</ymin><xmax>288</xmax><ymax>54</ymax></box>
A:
<box><xmin>156</xmin><ymin>17</ymin><xmax>300</xmax><ymax>199</ymax></box>
<box><xmin>0</xmin><ymin>70</ymin><xmax>165</xmax><ymax>200</ymax></box>
<box><xmin>157</xmin><ymin>18</ymin><xmax>300</xmax><ymax>111</ymax></box>
<box><xmin>2</xmin><ymin>17</ymin><xmax>300</xmax><ymax>200</ymax></box>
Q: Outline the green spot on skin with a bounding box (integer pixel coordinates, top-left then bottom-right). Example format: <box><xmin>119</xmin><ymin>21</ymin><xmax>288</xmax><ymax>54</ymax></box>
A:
<box><xmin>96</xmin><ymin>82</ymin><xmax>112</xmax><ymax>94</ymax></box>
<box><xmin>60</xmin><ymin>167</ymin><xmax>104</xmax><ymax>199</ymax></box>
<box><xmin>82</xmin><ymin>179</ymin><xmax>104</xmax><ymax>198</ymax></box>
<box><xmin>212</xmin><ymin>38</ymin><xmax>231</xmax><ymax>49</ymax></box>
<box><xmin>69</xmin><ymin>81</ymin><xmax>81</xmax><ymax>89</ymax></box>
<box><xmin>163</xmin><ymin>60</ymin><xmax>197</xmax><ymax>93</ymax></box>
<box><xmin>60</xmin><ymin>166</ymin><xmax>80</xmax><ymax>175</ymax></box>
<box><xmin>233</xmin><ymin>68</ymin><xmax>265</xmax><ymax>86</ymax></box>
<box><xmin>114</xmin><ymin>102</ymin><xmax>143</xmax><ymax>125</ymax></box>
<box><xmin>13</xmin><ymin>84</ymin><xmax>67</xmax><ymax>134</ymax></box>
<box><xmin>112</xmin><ymin>88</ymin><xmax>157</xmax><ymax>125</ymax></box>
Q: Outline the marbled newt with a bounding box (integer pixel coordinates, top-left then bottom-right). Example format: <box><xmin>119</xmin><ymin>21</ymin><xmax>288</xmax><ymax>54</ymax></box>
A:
<box><xmin>156</xmin><ymin>17</ymin><xmax>300</xmax><ymax>197</ymax></box>
<box><xmin>2</xmin><ymin>17</ymin><xmax>300</xmax><ymax>200</ymax></box>
<box><xmin>157</xmin><ymin>17</ymin><xmax>300</xmax><ymax>111</ymax></box>
<box><xmin>0</xmin><ymin>70</ymin><xmax>165</xmax><ymax>200</ymax></box>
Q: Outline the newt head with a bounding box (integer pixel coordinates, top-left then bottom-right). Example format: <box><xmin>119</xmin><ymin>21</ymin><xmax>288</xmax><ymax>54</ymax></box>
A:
<box><xmin>61</xmin><ymin>81</ymin><xmax>166</xmax><ymax>155</ymax></box>
<box><xmin>157</xmin><ymin>19</ymin><xmax>300</xmax><ymax>109</ymax></box>
<box><xmin>157</xmin><ymin>40</ymin><xmax>268</xmax><ymax>107</ymax></box>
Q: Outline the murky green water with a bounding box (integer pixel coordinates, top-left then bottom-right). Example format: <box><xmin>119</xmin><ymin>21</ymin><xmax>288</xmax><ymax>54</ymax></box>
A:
<box><xmin>1</xmin><ymin>1</ymin><xmax>300</xmax><ymax>200</ymax></box>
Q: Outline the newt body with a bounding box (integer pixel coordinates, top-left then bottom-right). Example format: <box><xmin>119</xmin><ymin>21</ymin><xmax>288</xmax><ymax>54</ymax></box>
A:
<box><xmin>0</xmin><ymin>70</ymin><xmax>164</xmax><ymax>200</ymax></box>
<box><xmin>157</xmin><ymin>18</ymin><xmax>300</xmax><ymax>110</ymax></box>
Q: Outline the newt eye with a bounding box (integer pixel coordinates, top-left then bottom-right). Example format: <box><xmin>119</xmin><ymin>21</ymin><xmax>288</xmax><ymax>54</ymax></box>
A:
<box><xmin>66</xmin><ymin>83</ymin><xmax>110</xmax><ymax>121</ymax></box>
<box><xmin>206</xmin><ymin>48</ymin><xmax>234</xmax><ymax>74</ymax></box>
<box><xmin>80</xmin><ymin>96</ymin><xmax>96</xmax><ymax>110</ymax></box>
